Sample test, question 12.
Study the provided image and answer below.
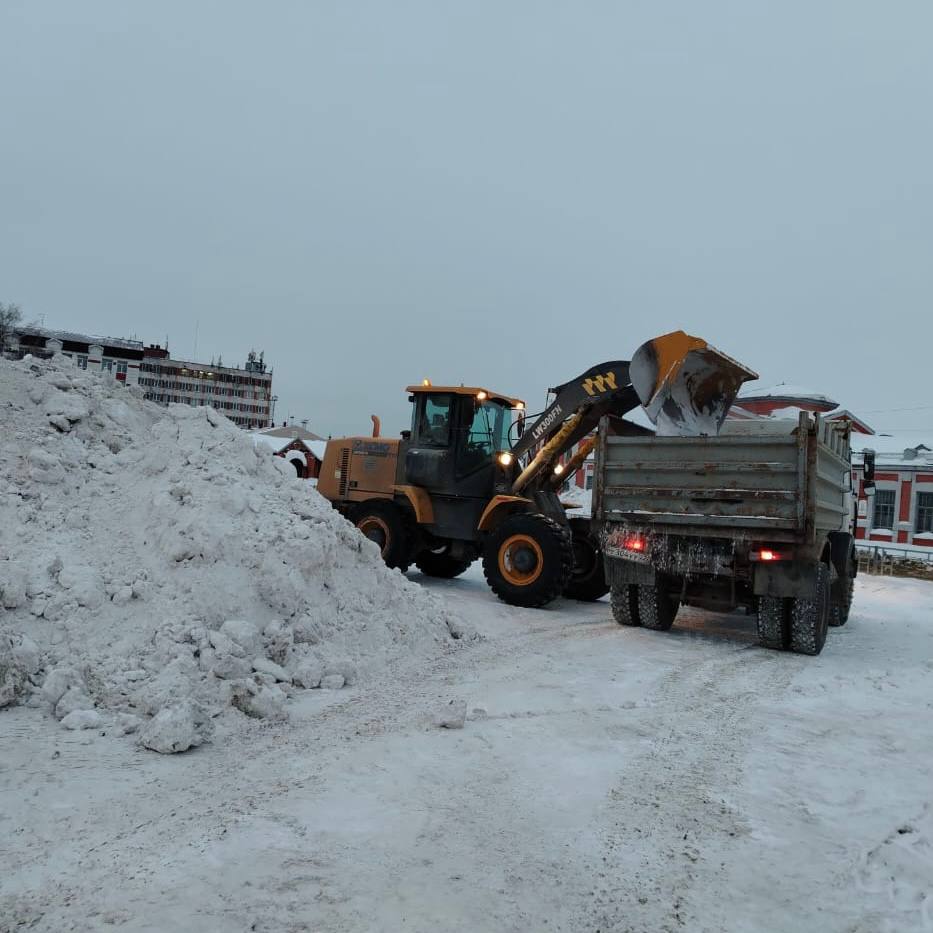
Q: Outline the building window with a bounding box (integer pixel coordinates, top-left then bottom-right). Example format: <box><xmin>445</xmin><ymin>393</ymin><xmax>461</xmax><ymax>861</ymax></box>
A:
<box><xmin>116</xmin><ymin>361</ymin><xmax>128</xmax><ymax>375</ymax></box>
<box><xmin>76</xmin><ymin>355</ymin><xmax>88</xmax><ymax>370</ymax></box>
<box><xmin>102</xmin><ymin>359</ymin><xmax>114</xmax><ymax>372</ymax></box>
<box><xmin>872</xmin><ymin>489</ymin><xmax>896</xmax><ymax>530</ymax></box>
<box><xmin>917</xmin><ymin>493</ymin><xmax>933</xmax><ymax>534</ymax></box>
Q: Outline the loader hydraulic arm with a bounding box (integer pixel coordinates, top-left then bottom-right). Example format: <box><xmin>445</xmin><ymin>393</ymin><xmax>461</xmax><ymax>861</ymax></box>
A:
<box><xmin>507</xmin><ymin>332</ymin><xmax>758</xmax><ymax>497</ymax></box>
<box><xmin>508</xmin><ymin>361</ymin><xmax>642</xmax><ymax>495</ymax></box>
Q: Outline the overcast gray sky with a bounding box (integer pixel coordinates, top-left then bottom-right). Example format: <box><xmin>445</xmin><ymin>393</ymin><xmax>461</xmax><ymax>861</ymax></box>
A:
<box><xmin>2</xmin><ymin>1</ymin><xmax>931</xmax><ymax>438</ymax></box>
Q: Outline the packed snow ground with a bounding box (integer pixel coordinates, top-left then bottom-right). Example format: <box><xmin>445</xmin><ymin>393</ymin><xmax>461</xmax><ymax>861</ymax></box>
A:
<box><xmin>2</xmin><ymin>567</ymin><xmax>931</xmax><ymax>933</ymax></box>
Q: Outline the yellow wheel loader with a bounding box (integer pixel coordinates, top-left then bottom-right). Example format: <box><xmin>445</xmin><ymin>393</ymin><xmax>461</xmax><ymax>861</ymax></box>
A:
<box><xmin>316</xmin><ymin>331</ymin><xmax>756</xmax><ymax>608</ymax></box>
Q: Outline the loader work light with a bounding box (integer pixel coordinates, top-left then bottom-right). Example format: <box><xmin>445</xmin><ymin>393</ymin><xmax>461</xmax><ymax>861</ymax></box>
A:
<box><xmin>497</xmin><ymin>452</ymin><xmax>513</xmax><ymax>467</ymax></box>
<box><xmin>553</xmin><ymin>463</ymin><xmax>564</xmax><ymax>475</ymax></box>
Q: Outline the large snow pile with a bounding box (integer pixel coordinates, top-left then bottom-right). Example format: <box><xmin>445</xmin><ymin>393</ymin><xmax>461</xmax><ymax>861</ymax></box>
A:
<box><xmin>0</xmin><ymin>356</ymin><xmax>470</xmax><ymax>751</ymax></box>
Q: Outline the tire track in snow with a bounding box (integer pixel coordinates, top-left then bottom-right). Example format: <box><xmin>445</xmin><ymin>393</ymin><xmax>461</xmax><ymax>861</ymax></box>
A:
<box><xmin>577</xmin><ymin>645</ymin><xmax>797</xmax><ymax>933</ymax></box>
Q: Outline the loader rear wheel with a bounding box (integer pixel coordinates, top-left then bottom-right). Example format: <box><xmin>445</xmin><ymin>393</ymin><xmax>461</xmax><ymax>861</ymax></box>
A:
<box><xmin>415</xmin><ymin>545</ymin><xmax>473</xmax><ymax>579</ymax></box>
<box><xmin>610</xmin><ymin>583</ymin><xmax>641</xmax><ymax>626</ymax></box>
<box><xmin>353</xmin><ymin>502</ymin><xmax>412</xmax><ymax>572</ymax></box>
<box><xmin>789</xmin><ymin>563</ymin><xmax>831</xmax><ymax>655</ymax></box>
<box><xmin>756</xmin><ymin>595</ymin><xmax>790</xmax><ymax>650</ymax></box>
<box><xmin>636</xmin><ymin>581</ymin><xmax>678</xmax><ymax>631</ymax></box>
<box><xmin>563</xmin><ymin>518</ymin><xmax>610</xmax><ymax>602</ymax></box>
<box><xmin>482</xmin><ymin>513</ymin><xmax>573</xmax><ymax>608</ymax></box>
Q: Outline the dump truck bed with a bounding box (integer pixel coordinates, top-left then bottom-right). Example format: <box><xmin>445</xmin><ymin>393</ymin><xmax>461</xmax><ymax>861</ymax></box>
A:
<box><xmin>594</xmin><ymin>412</ymin><xmax>851</xmax><ymax>545</ymax></box>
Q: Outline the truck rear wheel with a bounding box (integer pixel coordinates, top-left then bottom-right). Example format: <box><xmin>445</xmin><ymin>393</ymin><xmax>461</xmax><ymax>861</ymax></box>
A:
<box><xmin>636</xmin><ymin>582</ymin><xmax>678</xmax><ymax>631</ymax></box>
<box><xmin>789</xmin><ymin>563</ymin><xmax>831</xmax><ymax>655</ymax></box>
<box><xmin>829</xmin><ymin>574</ymin><xmax>854</xmax><ymax>627</ymax></box>
<box><xmin>415</xmin><ymin>545</ymin><xmax>473</xmax><ymax>579</ymax></box>
<box><xmin>482</xmin><ymin>513</ymin><xmax>573</xmax><ymax>608</ymax></box>
<box><xmin>610</xmin><ymin>583</ymin><xmax>641</xmax><ymax>626</ymax></box>
<box><xmin>756</xmin><ymin>596</ymin><xmax>789</xmax><ymax>650</ymax></box>
<box><xmin>563</xmin><ymin>518</ymin><xmax>610</xmax><ymax>602</ymax></box>
<box><xmin>353</xmin><ymin>502</ymin><xmax>412</xmax><ymax>572</ymax></box>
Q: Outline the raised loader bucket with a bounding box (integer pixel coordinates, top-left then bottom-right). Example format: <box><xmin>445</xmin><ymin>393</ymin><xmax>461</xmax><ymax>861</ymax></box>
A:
<box><xmin>631</xmin><ymin>331</ymin><xmax>758</xmax><ymax>436</ymax></box>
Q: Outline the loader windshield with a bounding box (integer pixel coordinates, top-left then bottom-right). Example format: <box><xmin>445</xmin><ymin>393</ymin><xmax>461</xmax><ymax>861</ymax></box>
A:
<box><xmin>460</xmin><ymin>401</ymin><xmax>512</xmax><ymax>471</ymax></box>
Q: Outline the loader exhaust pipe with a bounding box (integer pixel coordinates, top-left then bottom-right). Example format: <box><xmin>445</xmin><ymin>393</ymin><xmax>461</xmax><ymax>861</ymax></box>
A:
<box><xmin>631</xmin><ymin>331</ymin><xmax>757</xmax><ymax>436</ymax></box>
<box><xmin>371</xmin><ymin>414</ymin><xmax>381</xmax><ymax>438</ymax></box>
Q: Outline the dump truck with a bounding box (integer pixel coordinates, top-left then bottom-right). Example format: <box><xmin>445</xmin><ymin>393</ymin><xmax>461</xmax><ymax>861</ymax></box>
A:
<box><xmin>594</xmin><ymin>411</ymin><xmax>875</xmax><ymax>655</ymax></box>
<box><xmin>316</xmin><ymin>332</ymin><xmax>754</xmax><ymax>609</ymax></box>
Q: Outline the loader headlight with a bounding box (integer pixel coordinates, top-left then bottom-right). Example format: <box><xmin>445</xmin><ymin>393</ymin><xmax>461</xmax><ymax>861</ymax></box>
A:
<box><xmin>497</xmin><ymin>452</ymin><xmax>513</xmax><ymax>467</ymax></box>
<box><xmin>553</xmin><ymin>463</ymin><xmax>564</xmax><ymax>475</ymax></box>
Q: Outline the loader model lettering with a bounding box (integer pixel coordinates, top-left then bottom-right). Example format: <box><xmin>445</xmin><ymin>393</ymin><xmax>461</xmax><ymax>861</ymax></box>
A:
<box><xmin>532</xmin><ymin>405</ymin><xmax>563</xmax><ymax>441</ymax></box>
<box><xmin>582</xmin><ymin>371</ymin><xmax>618</xmax><ymax>397</ymax></box>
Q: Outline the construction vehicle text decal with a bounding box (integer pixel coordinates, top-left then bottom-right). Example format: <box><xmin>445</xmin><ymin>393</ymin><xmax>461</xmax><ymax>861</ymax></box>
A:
<box><xmin>532</xmin><ymin>404</ymin><xmax>563</xmax><ymax>441</ymax></box>
<box><xmin>582</xmin><ymin>371</ymin><xmax>618</xmax><ymax>397</ymax></box>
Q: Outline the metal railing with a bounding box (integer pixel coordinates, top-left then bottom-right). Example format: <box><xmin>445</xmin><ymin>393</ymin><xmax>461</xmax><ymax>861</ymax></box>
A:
<box><xmin>857</xmin><ymin>543</ymin><xmax>933</xmax><ymax>576</ymax></box>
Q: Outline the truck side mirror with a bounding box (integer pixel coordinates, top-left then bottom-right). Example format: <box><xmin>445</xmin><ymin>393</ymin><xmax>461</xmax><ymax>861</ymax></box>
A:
<box><xmin>863</xmin><ymin>449</ymin><xmax>876</xmax><ymax>490</ymax></box>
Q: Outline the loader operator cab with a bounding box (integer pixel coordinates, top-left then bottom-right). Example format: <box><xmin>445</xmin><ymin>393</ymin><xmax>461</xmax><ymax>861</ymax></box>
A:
<box><xmin>405</xmin><ymin>385</ymin><xmax>523</xmax><ymax>505</ymax></box>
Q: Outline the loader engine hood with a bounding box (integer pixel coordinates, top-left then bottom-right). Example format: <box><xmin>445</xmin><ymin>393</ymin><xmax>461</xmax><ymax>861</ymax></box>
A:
<box><xmin>631</xmin><ymin>331</ymin><xmax>758</xmax><ymax>437</ymax></box>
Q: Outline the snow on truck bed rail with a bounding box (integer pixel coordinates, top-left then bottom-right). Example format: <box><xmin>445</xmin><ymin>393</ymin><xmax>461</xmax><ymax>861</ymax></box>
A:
<box><xmin>0</xmin><ymin>356</ymin><xmax>470</xmax><ymax>752</ymax></box>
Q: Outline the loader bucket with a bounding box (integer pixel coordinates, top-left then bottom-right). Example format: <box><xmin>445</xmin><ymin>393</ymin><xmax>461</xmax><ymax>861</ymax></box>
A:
<box><xmin>631</xmin><ymin>331</ymin><xmax>758</xmax><ymax>436</ymax></box>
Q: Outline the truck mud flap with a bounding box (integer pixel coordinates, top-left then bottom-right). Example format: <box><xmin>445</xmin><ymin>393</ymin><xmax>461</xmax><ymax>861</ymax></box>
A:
<box><xmin>753</xmin><ymin>561</ymin><xmax>823</xmax><ymax>600</ymax></box>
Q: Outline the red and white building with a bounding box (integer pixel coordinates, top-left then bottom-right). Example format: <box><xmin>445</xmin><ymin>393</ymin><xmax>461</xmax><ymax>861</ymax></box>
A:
<box><xmin>251</xmin><ymin>425</ymin><xmax>326</xmax><ymax>480</ymax></box>
<box><xmin>734</xmin><ymin>385</ymin><xmax>932</xmax><ymax>550</ymax></box>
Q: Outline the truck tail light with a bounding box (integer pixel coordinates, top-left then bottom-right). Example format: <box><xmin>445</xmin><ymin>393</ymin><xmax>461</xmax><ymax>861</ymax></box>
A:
<box><xmin>625</xmin><ymin>535</ymin><xmax>646</xmax><ymax>553</ymax></box>
<box><xmin>754</xmin><ymin>549</ymin><xmax>781</xmax><ymax>561</ymax></box>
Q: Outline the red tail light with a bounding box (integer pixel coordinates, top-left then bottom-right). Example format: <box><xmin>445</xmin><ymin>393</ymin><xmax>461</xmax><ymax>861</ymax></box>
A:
<box><xmin>625</xmin><ymin>536</ymin><xmax>646</xmax><ymax>552</ymax></box>
<box><xmin>756</xmin><ymin>549</ymin><xmax>779</xmax><ymax>561</ymax></box>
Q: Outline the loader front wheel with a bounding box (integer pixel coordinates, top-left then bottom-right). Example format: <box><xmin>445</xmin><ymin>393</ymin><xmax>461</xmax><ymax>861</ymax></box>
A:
<box><xmin>483</xmin><ymin>513</ymin><xmax>573</xmax><ymax>608</ymax></box>
<box><xmin>353</xmin><ymin>502</ymin><xmax>412</xmax><ymax>572</ymax></box>
<box><xmin>563</xmin><ymin>518</ymin><xmax>610</xmax><ymax>602</ymax></box>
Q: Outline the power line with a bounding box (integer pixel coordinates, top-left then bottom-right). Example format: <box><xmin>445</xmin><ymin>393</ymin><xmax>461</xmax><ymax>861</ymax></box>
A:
<box><xmin>858</xmin><ymin>404</ymin><xmax>933</xmax><ymax>414</ymax></box>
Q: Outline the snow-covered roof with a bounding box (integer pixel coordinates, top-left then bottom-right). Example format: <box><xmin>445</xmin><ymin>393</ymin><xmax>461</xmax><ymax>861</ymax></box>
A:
<box><xmin>851</xmin><ymin>432</ymin><xmax>933</xmax><ymax>466</ymax></box>
<box><xmin>260</xmin><ymin>425</ymin><xmax>324</xmax><ymax>441</ymax></box>
<box><xmin>16</xmin><ymin>325</ymin><xmax>144</xmax><ymax>352</ymax></box>
<box><xmin>738</xmin><ymin>384</ymin><xmax>838</xmax><ymax>407</ymax></box>
<box><xmin>250</xmin><ymin>433</ymin><xmax>327</xmax><ymax>461</ymax></box>
<box><xmin>250</xmin><ymin>433</ymin><xmax>288</xmax><ymax>453</ymax></box>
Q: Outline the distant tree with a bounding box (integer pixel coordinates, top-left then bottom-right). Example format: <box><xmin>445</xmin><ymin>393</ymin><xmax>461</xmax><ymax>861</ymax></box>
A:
<box><xmin>0</xmin><ymin>302</ymin><xmax>23</xmax><ymax>353</ymax></box>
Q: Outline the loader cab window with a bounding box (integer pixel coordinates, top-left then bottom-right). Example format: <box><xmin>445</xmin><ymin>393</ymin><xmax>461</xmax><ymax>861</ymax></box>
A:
<box><xmin>414</xmin><ymin>394</ymin><xmax>453</xmax><ymax>448</ymax></box>
<box><xmin>459</xmin><ymin>400</ymin><xmax>512</xmax><ymax>473</ymax></box>
<box><xmin>466</xmin><ymin>401</ymin><xmax>511</xmax><ymax>455</ymax></box>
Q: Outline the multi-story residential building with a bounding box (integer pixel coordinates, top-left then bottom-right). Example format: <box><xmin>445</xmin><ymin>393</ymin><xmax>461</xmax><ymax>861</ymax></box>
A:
<box><xmin>6</xmin><ymin>326</ymin><xmax>144</xmax><ymax>384</ymax></box>
<box><xmin>138</xmin><ymin>345</ymin><xmax>273</xmax><ymax>430</ymax></box>
<box><xmin>5</xmin><ymin>325</ymin><xmax>274</xmax><ymax>431</ymax></box>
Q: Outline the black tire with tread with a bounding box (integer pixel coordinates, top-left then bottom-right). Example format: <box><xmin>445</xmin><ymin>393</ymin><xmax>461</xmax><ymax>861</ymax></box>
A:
<box><xmin>756</xmin><ymin>595</ymin><xmax>789</xmax><ymax>650</ymax></box>
<box><xmin>352</xmin><ymin>501</ymin><xmax>413</xmax><ymax>572</ymax></box>
<box><xmin>636</xmin><ymin>581</ymin><xmax>678</xmax><ymax>631</ymax></box>
<box><xmin>789</xmin><ymin>563</ymin><xmax>831</xmax><ymax>655</ymax></box>
<box><xmin>610</xmin><ymin>583</ymin><xmax>641</xmax><ymax>626</ymax></box>
<box><xmin>415</xmin><ymin>547</ymin><xmax>474</xmax><ymax>579</ymax></box>
<box><xmin>563</xmin><ymin>517</ymin><xmax>610</xmax><ymax>602</ymax></box>
<box><xmin>482</xmin><ymin>513</ymin><xmax>573</xmax><ymax>608</ymax></box>
<box><xmin>829</xmin><ymin>573</ymin><xmax>854</xmax><ymax>627</ymax></box>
